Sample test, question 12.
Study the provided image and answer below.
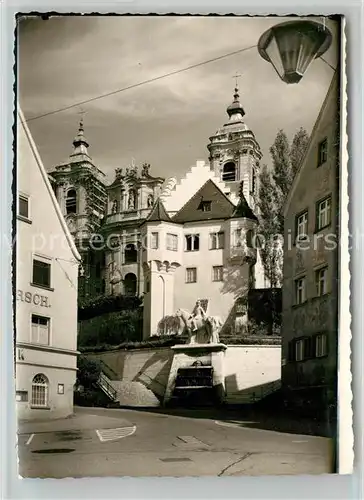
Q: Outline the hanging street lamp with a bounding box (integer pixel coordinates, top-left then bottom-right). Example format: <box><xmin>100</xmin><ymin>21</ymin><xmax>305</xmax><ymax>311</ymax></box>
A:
<box><xmin>257</xmin><ymin>20</ymin><xmax>332</xmax><ymax>84</ymax></box>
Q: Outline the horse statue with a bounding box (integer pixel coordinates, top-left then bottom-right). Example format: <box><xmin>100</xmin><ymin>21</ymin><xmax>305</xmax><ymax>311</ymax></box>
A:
<box><xmin>176</xmin><ymin>304</ymin><xmax>223</xmax><ymax>345</ymax></box>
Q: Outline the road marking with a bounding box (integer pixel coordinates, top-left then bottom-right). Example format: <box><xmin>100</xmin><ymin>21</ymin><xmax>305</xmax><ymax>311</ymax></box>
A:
<box><xmin>95</xmin><ymin>426</ymin><xmax>136</xmax><ymax>442</ymax></box>
<box><xmin>25</xmin><ymin>434</ymin><xmax>35</xmax><ymax>446</ymax></box>
<box><xmin>177</xmin><ymin>436</ymin><xmax>209</xmax><ymax>447</ymax></box>
<box><xmin>292</xmin><ymin>440</ymin><xmax>308</xmax><ymax>443</ymax></box>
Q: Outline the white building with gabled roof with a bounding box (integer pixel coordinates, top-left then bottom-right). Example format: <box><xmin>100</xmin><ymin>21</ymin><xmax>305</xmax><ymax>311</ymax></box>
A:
<box><xmin>15</xmin><ymin>109</ymin><xmax>81</xmax><ymax>420</ymax></box>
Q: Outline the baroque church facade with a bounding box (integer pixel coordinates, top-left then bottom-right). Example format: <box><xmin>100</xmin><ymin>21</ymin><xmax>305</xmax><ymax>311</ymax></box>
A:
<box><xmin>50</xmin><ymin>86</ymin><xmax>269</xmax><ymax>338</ymax></box>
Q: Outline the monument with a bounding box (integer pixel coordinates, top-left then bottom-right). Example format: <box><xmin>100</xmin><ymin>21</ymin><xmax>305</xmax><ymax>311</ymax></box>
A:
<box><xmin>163</xmin><ymin>300</ymin><xmax>227</xmax><ymax>407</ymax></box>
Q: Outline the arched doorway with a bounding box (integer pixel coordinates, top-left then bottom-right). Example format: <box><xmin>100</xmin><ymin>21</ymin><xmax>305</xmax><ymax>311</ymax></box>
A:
<box><xmin>124</xmin><ymin>273</ymin><xmax>137</xmax><ymax>296</ymax></box>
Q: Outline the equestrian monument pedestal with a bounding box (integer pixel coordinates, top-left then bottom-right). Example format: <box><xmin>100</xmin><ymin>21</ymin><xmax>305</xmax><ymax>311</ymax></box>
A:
<box><xmin>163</xmin><ymin>343</ymin><xmax>227</xmax><ymax>407</ymax></box>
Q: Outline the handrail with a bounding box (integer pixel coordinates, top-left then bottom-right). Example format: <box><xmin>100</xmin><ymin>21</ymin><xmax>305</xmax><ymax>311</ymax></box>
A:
<box><xmin>98</xmin><ymin>372</ymin><xmax>118</xmax><ymax>401</ymax></box>
<box><xmin>99</xmin><ymin>360</ymin><xmax>119</xmax><ymax>379</ymax></box>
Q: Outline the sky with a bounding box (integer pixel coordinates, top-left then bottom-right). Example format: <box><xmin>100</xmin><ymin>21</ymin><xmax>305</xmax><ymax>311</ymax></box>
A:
<box><xmin>18</xmin><ymin>15</ymin><xmax>339</xmax><ymax>184</ymax></box>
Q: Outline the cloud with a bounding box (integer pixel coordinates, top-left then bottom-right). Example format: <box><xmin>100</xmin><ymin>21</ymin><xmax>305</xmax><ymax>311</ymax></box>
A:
<box><xmin>18</xmin><ymin>15</ymin><xmax>340</xmax><ymax>182</ymax></box>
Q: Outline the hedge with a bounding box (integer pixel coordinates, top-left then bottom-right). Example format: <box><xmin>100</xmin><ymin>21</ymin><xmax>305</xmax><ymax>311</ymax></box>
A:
<box><xmin>78</xmin><ymin>293</ymin><xmax>142</xmax><ymax>321</ymax></box>
<box><xmin>79</xmin><ymin>334</ymin><xmax>281</xmax><ymax>353</ymax></box>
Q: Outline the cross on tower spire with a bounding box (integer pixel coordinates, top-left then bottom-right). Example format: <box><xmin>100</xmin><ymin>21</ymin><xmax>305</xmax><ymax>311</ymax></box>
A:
<box><xmin>233</xmin><ymin>72</ymin><xmax>242</xmax><ymax>89</ymax></box>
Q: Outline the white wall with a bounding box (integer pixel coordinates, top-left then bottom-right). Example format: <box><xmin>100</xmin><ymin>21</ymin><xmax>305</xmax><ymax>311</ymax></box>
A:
<box><xmin>16</xmin><ymin>113</ymin><xmax>79</xmax><ymax>420</ymax></box>
<box><xmin>224</xmin><ymin>345</ymin><xmax>281</xmax><ymax>403</ymax></box>
<box><xmin>88</xmin><ymin>343</ymin><xmax>282</xmax><ymax>405</ymax></box>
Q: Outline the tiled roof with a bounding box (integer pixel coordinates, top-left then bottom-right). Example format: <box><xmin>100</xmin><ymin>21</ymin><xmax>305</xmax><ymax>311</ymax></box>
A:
<box><xmin>144</xmin><ymin>198</ymin><xmax>172</xmax><ymax>223</ymax></box>
<box><xmin>231</xmin><ymin>194</ymin><xmax>258</xmax><ymax>221</ymax></box>
<box><xmin>172</xmin><ymin>179</ymin><xmax>236</xmax><ymax>223</ymax></box>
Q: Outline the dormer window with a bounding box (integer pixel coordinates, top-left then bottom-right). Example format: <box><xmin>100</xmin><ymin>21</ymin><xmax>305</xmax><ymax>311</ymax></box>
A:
<box><xmin>222</xmin><ymin>162</ymin><xmax>236</xmax><ymax>182</ymax></box>
<box><xmin>201</xmin><ymin>201</ymin><xmax>212</xmax><ymax>212</ymax></box>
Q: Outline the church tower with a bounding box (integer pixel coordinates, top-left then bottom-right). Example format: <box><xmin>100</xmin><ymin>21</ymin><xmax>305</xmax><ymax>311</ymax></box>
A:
<box><xmin>49</xmin><ymin>117</ymin><xmax>108</xmax><ymax>298</ymax></box>
<box><xmin>207</xmin><ymin>84</ymin><xmax>262</xmax><ymax>211</ymax></box>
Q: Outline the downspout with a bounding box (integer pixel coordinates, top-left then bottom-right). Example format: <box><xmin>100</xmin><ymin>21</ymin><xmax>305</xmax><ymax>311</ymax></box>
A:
<box><xmin>159</xmin><ymin>275</ymin><xmax>166</xmax><ymax>335</ymax></box>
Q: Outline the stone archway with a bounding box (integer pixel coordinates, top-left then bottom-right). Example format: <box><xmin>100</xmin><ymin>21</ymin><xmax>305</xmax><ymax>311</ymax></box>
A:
<box><xmin>124</xmin><ymin>273</ymin><xmax>137</xmax><ymax>296</ymax></box>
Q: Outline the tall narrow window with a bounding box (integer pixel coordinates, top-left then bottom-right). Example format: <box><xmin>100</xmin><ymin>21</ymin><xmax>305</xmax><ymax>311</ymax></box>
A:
<box><xmin>295</xmin><ymin>277</ymin><xmax>306</xmax><ymax>305</ymax></box>
<box><xmin>66</xmin><ymin>189</ymin><xmax>77</xmax><ymax>214</ymax></box>
<box><xmin>249</xmin><ymin>264</ymin><xmax>256</xmax><ymax>288</ymax></box>
<box><xmin>296</xmin><ymin>211</ymin><xmax>308</xmax><ymax>240</ymax></box>
<box><xmin>125</xmin><ymin>244</ymin><xmax>138</xmax><ymax>263</ymax></box>
<box><xmin>209</xmin><ymin>232</ymin><xmax>224</xmax><ymax>250</ymax></box>
<box><xmin>317</xmin><ymin>138</ymin><xmax>328</xmax><ymax>166</ymax></box>
<box><xmin>185</xmin><ymin>234</ymin><xmax>200</xmax><ymax>252</ymax></box>
<box><xmin>246</xmin><ymin>230</ymin><xmax>254</xmax><ymax>248</ymax></box>
<box><xmin>31</xmin><ymin>374</ymin><xmax>49</xmax><ymax>408</ymax></box>
<box><xmin>32</xmin><ymin>259</ymin><xmax>51</xmax><ymax>288</ymax></box>
<box><xmin>222</xmin><ymin>162</ymin><xmax>236</xmax><ymax>182</ymax></box>
<box><xmin>212</xmin><ymin>266</ymin><xmax>223</xmax><ymax>282</ymax></box>
<box><xmin>252</xmin><ymin>170</ymin><xmax>256</xmax><ymax>194</ymax></box>
<box><xmin>166</xmin><ymin>233</ymin><xmax>178</xmax><ymax>251</ymax></box>
<box><xmin>315</xmin><ymin>267</ymin><xmax>328</xmax><ymax>296</ymax></box>
<box><xmin>234</xmin><ymin>228</ymin><xmax>242</xmax><ymax>247</ymax></box>
<box><xmin>316</xmin><ymin>196</ymin><xmax>332</xmax><ymax>231</ymax></box>
<box><xmin>295</xmin><ymin>339</ymin><xmax>305</xmax><ymax>362</ymax></box>
<box><xmin>18</xmin><ymin>194</ymin><xmax>29</xmax><ymax>219</ymax></box>
<box><xmin>186</xmin><ymin>267</ymin><xmax>197</xmax><ymax>283</ymax></box>
<box><xmin>315</xmin><ymin>334</ymin><xmax>328</xmax><ymax>357</ymax></box>
<box><xmin>151</xmin><ymin>232</ymin><xmax>159</xmax><ymax>250</ymax></box>
<box><xmin>31</xmin><ymin>315</ymin><xmax>50</xmax><ymax>345</ymax></box>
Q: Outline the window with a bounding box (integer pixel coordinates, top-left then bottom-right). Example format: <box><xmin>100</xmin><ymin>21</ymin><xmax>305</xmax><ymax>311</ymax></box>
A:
<box><xmin>32</xmin><ymin>259</ymin><xmax>51</xmax><ymax>288</ymax></box>
<box><xmin>66</xmin><ymin>189</ymin><xmax>77</xmax><ymax>214</ymax></box>
<box><xmin>57</xmin><ymin>384</ymin><xmax>64</xmax><ymax>395</ymax></box>
<box><xmin>234</xmin><ymin>228</ymin><xmax>242</xmax><ymax>247</ymax></box>
<box><xmin>212</xmin><ymin>266</ymin><xmax>223</xmax><ymax>282</ymax></box>
<box><xmin>186</xmin><ymin>267</ymin><xmax>197</xmax><ymax>283</ymax></box>
<box><xmin>18</xmin><ymin>194</ymin><xmax>29</xmax><ymax>219</ymax></box>
<box><xmin>295</xmin><ymin>339</ymin><xmax>305</xmax><ymax>362</ymax></box>
<box><xmin>249</xmin><ymin>264</ymin><xmax>255</xmax><ymax>288</ymax></box>
<box><xmin>295</xmin><ymin>277</ymin><xmax>306</xmax><ymax>304</ymax></box>
<box><xmin>295</xmin><ymin>211</ymin><xmax>308</xmax><ymax>240</ymax></box>
<box><xmin>31</xmin><ymin>374</ymin><xmax>49</xmax><ymax>408</ymax></box>
<box><xmin>200</xmin><ymin>201</ymin><xmax>212</xmax><ymax>212</ymax></box>
<box><xmin>185</xmin><ymin>234</ymin><xmax>200</xmax><ymax>252</ymax></box>
<box><xmin>124</xmin><ymin>273</ymin><xmax>137</xmax><ymax>296</ymax></box>
<box><xmin>151</xmin><ymin>232</ymin><xmax>159</xmax><ymax>250</ymax></box>
<box><xmin>317</xmin><ymin>138</ymin><xmax>328</xmax><ymax>166</ymax></box>
<box><xmin>31</xmin><ymin>315</ymin><xmax>50</xmax><ymax>345</ymax></box>
<box><xmin>125</xmin><ymin>243</ymin><xmax>138</xmax><ymax>263</ymax></box>
<box><xmin>315</xmin><ymin>334</ymin><xmax>328</xmax><ymax>357</ymax></box>
<box><xmin>222</xmin><ymin>162</ymin><xmax>236</xmax><ymax>182</ymax></box>
<box><xmin>315</xmin><ymin>267</ymin><xmax>328</xmax><ymax>296</ymax></box>
<box><xmin>252</xmin><ymin>170</ymin><xmax>256</xmax><ymax>194</ymax></box>
<box><xmin>95</xmin><ymin>262</ymin><xmax>101</xmax><ymax>279</ymax></box>
<box><xmin>166</xmin><ymin>233</ymin><xmax>178</xmax><ymax>251</ymax></box>
<box><xmin>209</xmin><ymin>232</ymin><xmax>224</xmax><ymax>250</ymax></box>
<box><xmin>316</xmin><ymin>196</ymin><xmax>332</xmax><ymax>231</ymax></box>
<box><xmin>16</xmin><ymin>391</ymin><xmax>28</xmax><ymax>402</ymax></box>
<box><xmin>246</xmin><ymin>230</ymin><xmax>254</xmax><ymax>248</ymax></box>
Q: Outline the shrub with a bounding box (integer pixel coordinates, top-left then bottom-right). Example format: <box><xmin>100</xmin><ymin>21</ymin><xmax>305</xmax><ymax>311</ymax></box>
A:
<box><xmin>78</xmin><ymin>308</ymin><xmax>143</xmax><ymax>347</ymax></box>
<box><xmin>78</xmin><ymin>293</ymin><xmax>142</xmax><ymax>321</ymax></box>
<box><xmin>76</xmin><ymin>355</ymin><xmax>101</xmax><ymax>389</ymax></box>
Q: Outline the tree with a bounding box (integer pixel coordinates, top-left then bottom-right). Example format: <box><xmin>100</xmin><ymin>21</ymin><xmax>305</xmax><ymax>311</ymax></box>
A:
<box><xmin>258</xmin><ymin>128</ymin><xmax>309</xmax><ymax>286</ymax></box>
<box><xmin>77</xmin><ymin>355</ymin><xmax>101</xmax><ymax>389</ymax></box>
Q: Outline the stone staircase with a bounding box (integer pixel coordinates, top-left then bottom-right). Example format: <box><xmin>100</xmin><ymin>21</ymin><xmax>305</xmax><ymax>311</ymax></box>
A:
<box><xmin>97</xmin><ymin>366</ymin><xmax>162</xmax><ymax>408</ymax></box>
